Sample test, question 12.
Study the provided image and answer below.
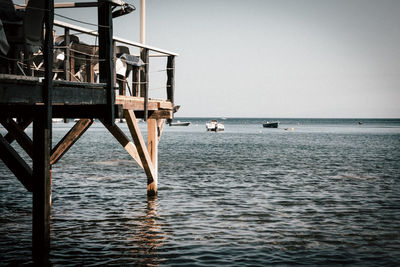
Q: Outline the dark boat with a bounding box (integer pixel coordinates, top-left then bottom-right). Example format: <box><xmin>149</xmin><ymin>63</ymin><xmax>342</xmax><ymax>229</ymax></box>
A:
<box><xmin>263</xmin><ymin>121</ymin><xmax>279</xmax><ymax>128</ymax></box>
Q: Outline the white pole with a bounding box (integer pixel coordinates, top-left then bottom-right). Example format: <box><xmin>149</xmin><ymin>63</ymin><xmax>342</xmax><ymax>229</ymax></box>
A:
<box><xmin>140</xmin><ymin>0</ymin><xmax>146</xmax><ymax>44</ymax></box>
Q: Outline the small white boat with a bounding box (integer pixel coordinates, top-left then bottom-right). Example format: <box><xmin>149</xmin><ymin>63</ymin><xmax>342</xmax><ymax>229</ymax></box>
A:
<box><xmin>206</xmin><ymin>120</ymin><xmax>224</xmax><ymax>132</ymax></box>
<box><xmin>169</xmin><ymin>120</ymin><xmax>190</xmax><ymax>126</ymax></box>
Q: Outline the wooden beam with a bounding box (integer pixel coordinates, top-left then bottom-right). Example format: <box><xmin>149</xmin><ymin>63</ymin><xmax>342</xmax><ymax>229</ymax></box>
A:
<box><xmin>140</xmin><ymin>48</ymin><xmax>149</xmax><ymax>120</ymax></box>
<box><xmin>32</xmin><ymin>116</ymin><xmax>52</xmax><ymax>265</ymax></box>
<box><xmin>4</xmin><ymin>118</ymin><xmax>33</xmax><ymax>145</ymax></box>
<box><xmin>100</xmin><ymin>119</ymin><xmax>143</xmax><ymax>169</ymax></box>
<box><xmin>132</xmin><ymin>67</ymin><xmax>139</xmax><ymax>96</ymax></box>
<box><xmin>115</xmin><ymin>95</ymin><xmax>173</xmax><ymax>110</ymax></box>
<box><xmin>147</xmin><ymin>119</ymin><xmax>158</xmax><ymax>195</ymax></box>
<box><xmin>167</xmin><ymin>55</ymin><xmax>175</xmax><ymax>103</ymax></box>
<box><xmin>134</xmin><ymin>110</ymin><xmax>173</xmax><ymax>120</ymax></box>
<box><xmin>50</xmin><ymin>119</ymin><xmax>93</xmax><ymax>165</ymax></box>
<box><xmin>0</xmin><ymin>105</ymin><xmax>172</xmax><ymax>120</ymax></box>
<box><xmin>0</xmin><ymin>134</ymin><xmax>33</xmax><ymax>192</ymax></box>
<box><xmin>33</xmin><ymin>0</ymin><xmax>53</xmax><ymax>258</ymax></box>
<box><xmin>1</xmin><ymin>119</ymin><xmax>34</xmax><ymax>158</ymax></box>
<box><xmin>124</xmin><ymin>109</ymin><xmax>156</xmax><ymax>196</ymax></box>
<box><xmin>64</xmin><ymin>28</ymin><xmax>71</xmax><ymax>81</ymax></box>
<box><xmin>98</xmin><ymin>0</ymin><xmax>115</xmax><ymax>125</ymax></box>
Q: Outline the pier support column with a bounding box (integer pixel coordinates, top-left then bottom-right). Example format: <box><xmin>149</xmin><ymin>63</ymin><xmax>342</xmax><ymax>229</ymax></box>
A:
<box><xmin>32</xmin><ymin>115</ymin><xmax>52</xmax><ymax>265</ymax></box>
<box><xmin>124</xmin><ymin>110</ymin><xmax>157</xmax><ymax>196</ymax></box>
<box><xmin>147</xmin><ymin>119</ymin><xmax>158</xmax><ymax>196</ymax></box>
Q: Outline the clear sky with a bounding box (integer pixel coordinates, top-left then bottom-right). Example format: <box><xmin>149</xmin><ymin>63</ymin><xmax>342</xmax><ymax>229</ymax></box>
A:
<box><xmin>57</xmin><ymin>0</ymin><xmax>400</xmax><ymax>118</ymax></box>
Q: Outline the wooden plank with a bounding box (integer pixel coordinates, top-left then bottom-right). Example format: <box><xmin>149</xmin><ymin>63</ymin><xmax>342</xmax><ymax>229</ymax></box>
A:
<box><xmin>52</xmin><ymin>85</ymin><xmax>107</xmax><ymax>104</ymax></box>
<box><xmin>1</xmin><ymin>119</ymin><xmax>33</xmax><ymax>158</ymax></box>
<box><xmin>100</xmin><ymin>119</ymin><xmax>143</xmax><ymax>169</ymax></box>
<box><xmin>0</xmin><ymin>134</ymin><xmax>33</xmax><ymax>192</ymax></box>
<box><xmin>50</xmin><ymin>119</ymin><xmax>93</xmax><ymax>165</ymax></box>
<box><xmin>115</xmin><ymin>96</ymin><xmax>157</xmax><ymax>110</ymax></box>
<box><xmin>0</xmin><ymin>105</ymin><xmax>172</xmax><ymax>120</ymax></box>
<box><xmin>0</xmin><ymin>82</ymin><xmax>107</xmax><ymax>105</ymax></box>
<box><xmin>134</xmin><ymin>110</ymin><xmax>173</xmax><ymax>120</ymax></box>
<box><xmin>124</xmin><ymin>109</ymin><xmax>156</xmax><ymax>195</ymax></box>
<box><xmin>158</xmin><ymin>100</ymin><xmax>174</xmax><ymax>109</ymax></box>
<box><xmin>115</xmin><ymin>95</ymin><xmax>173</xmax><ymax>110</ymax></box>
<box><xmin>147</xmin><ymin>119</ymin><xmax>158</xmax><ymax>194</ymax></box>
<box><xmin>98</xmin><ymin>0</ymin><xmax>115</xmax><ymax>125</ymax></box>
<box><xmin>0</xmin><ymin>74</ymin><xmax>39</xmax><ymax>83</ymax></box>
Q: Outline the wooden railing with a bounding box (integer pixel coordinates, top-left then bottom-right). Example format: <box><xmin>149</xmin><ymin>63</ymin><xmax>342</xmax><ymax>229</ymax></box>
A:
<box><xmin>53</xmin><ymin>19</ymin><xmax>177</xmax><ymax>119</ymax></box>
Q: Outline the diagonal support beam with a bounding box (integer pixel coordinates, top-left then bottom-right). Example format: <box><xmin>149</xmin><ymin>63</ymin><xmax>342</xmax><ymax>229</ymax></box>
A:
<box><xmin>124</xmin><ymin>109</ymin><xmax>157</xmax><ymax>196</ymax></box>
<box><xmin>50</xmin><ymin>119</ymin><xmax>93</xmax><ymax>165</ymax></box>
<box><xmin>100</xmin><ymin>119</ymin><xmax>143</xmax><ymax>169</ymax></box>
<box><xmin>1</xmin><ymin>119</ymin><xmax>34</xmax><ymax>158</ymax></box>
<box><xmin>4</xmin><ymin>118</ymin><xmax>33</xmax><ymax>144</ymax></box>
<box><xmin>0</xmin><ymin>134</ymin><xmax>33</xmax><ymax>192</ymax></box>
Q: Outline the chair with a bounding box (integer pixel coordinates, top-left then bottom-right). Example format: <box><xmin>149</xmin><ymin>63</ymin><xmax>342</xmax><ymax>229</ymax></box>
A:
<box><xmin>3</xmin><ymin>0</ymin><xmax>45</xmax><ymax>75</ymax></box>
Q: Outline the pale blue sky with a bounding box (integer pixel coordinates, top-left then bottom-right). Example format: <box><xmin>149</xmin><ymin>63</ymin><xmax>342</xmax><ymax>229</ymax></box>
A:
<box><xmin>55</xmin><ymin>0</ymin><xmax>400</xmax><ymax>118</ymax></box>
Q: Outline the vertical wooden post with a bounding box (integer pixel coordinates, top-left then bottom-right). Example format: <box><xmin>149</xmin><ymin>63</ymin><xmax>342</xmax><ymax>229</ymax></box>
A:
<box><xmin>140</xmin><ymin>48</ymin><xmax>149</xmax><ymax>120</ymax></box>
<box><xmin>166</xmin><ymin>55</ymin><xmax>175</xmax><ymax>104</ymax></box>
<box><xmin>32</xmin><ymin>114</ymin><xmax>52</xmax><ymax>265</ymax></box>
<box><xmin>113</xmin><ymin>40</ymin><xmax>117</xmax><ymax>91</ymax></box>
<box><xmin>147</xmin><ymin>118</ymin><xmax>158</xmax><ymax>196</ymax></box>
<box><xmin>32</xmin><ymin>0</ymin><xmax>53</xmax><ymax>263</ymax></box>
<box><xmin>166</xmin><ymin>55</ymin><xmax>175</xmax><ymax>123</ymax></box>
<box><xmin>132</xmin><ymin>67</ymin><xmax>139</xmax><ymax>96</ymax></box>
<box><xmin>98</xmin><ymin>0</ymin><xmax>115</xmax><ymax>125</ymax></box>
<box><xmin>64</xmin><ymin>28</ymin><xmax>70</xmax><ymax>81</ymax></box>
<box><xmin>70</xmin><ymin>51</ymin><xmax>75</xmax><ymax>81</ymax></box>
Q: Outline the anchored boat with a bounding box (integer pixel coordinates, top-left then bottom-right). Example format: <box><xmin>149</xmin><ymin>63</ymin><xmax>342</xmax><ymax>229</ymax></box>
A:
<box><xmin>206</xmin><ymin>120</ymin><xmax>225</xmax><ymax>132</ymax></box>
<box><xmin>169</xmin><ymin>120</ymin><xmax>190</xmax><ymax>126</ymax></box>
<box><xmin>263</xmin><ymin>121</ymin><xmax>279</xmax><ymax>128</ymax></box>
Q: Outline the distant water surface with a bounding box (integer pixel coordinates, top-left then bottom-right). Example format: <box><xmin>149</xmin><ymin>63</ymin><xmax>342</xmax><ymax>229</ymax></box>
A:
<box><xmin>1</xmin><ymin>118</ymin><xmax>400</xmax><ymax>265</ymax></box>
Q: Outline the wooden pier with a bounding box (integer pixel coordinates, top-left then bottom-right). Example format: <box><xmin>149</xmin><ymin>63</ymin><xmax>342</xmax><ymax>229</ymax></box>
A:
<box><xmin>0</xmin><ymin>0</ymin><xmax>177</xmax><ymax>264</ymax></box>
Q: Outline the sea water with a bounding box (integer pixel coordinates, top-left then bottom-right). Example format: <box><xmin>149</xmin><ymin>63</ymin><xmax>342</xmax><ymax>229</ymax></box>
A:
<box><xmin>1</xmin><ymin>118</ymin><xmax>400</xmax><ymax>265</ymax></box>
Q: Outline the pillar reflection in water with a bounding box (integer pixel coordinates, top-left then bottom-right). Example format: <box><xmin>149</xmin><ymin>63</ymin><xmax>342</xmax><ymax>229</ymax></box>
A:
<box><xmin>128</xmin><ymin>196</ymin><xmax>167</xmax><ymax>265</ymax></box>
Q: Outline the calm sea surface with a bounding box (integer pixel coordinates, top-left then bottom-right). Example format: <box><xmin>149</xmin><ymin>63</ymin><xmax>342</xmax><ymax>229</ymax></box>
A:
<box><xmin>1</xmin><ymin>118</ymin><xmax>400</xmax><ymax>265</ymax></box>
